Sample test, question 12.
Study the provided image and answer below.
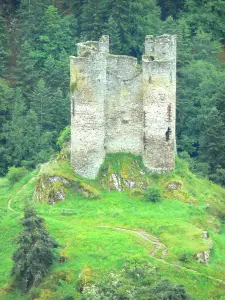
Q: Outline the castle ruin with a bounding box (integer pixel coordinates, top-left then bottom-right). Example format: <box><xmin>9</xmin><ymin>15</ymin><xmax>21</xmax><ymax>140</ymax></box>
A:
<box><xmin>70</xmin><ymin>35</ymin><xmax>176</xmax><ymax>179</ymax></box>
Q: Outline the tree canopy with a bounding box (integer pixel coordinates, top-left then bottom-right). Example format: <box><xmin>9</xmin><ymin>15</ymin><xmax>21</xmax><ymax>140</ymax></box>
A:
<box><xmin>0</xmin><ymin>0</ymin><xmax>225</xmax><ymax>185</ymax></box>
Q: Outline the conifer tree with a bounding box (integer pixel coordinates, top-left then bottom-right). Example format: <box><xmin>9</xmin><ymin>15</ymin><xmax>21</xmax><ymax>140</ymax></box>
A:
<box><xmin>11</xmin><ymin>203</ymin><xmax>58</xmax><ymax>292</ymax></box>
<box><xmin>23</xmin><ymin>109</ymin><xmax>42</xmax><ymax>168</ymax></box>
<box><xmin>17</xmin><ymin>0</ymin><xmax>51</xmax><ymax>45</ymax></box>
<box><xmin>3</xmin><ymin>88</ymin><xmax>27</xmax><ymax>167</ymax></box>
<box><xmin>103</xmin><ymin>16</ymin><xmax>120</xmax><ymax>54</ymax></box>
<box><xmin>0</xmin><ymin>11</ymin><xmax>9</xmax><ymax>78</ymax></box>
<box><xmin>14</xmin><ymin>41</ymin><xmax>39</xmax><ymax>100</ymax></box>
<box><xmin>199</xmin><ymin>108</ymin><xmax>225</xmax><ymax>171</ymax></box>
<box><xmin>0</xmin><ymin>80</ymin><xmax>14</xmax><ymax>175</ymax></box>
<box><xmin>30</xmin><ymin>79</ymin><xmax>52</xmax><ymax>130</ymax></box>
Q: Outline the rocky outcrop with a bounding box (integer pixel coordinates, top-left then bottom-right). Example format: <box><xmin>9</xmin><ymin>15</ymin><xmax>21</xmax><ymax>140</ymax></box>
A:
<box><xmin>99</xmin><ymin>155</ymin><xmax>151</xmax><ymax>191</ymax></box>
<box><xmin>34</xmin><ymin>174</ymin><xmax>71</xmax><ymax>205</ymax></box>
<box><xmin>34</xmin><ymin>172</ymin><xmax>100</xmax><ymax>204</ymax></box>
<box><xmin>195</xmin><ymin>231</ymin><xmax>212</xmax><ymax>265</ymax></box>
<box><xmin>165</xmin><ymin>180</ymin><xmax>183</xmax><ymax>191</ymax></box>
<box><xmin>107</xmin><ymin>172</ymin><xmax>149</xmax><ymax>191</ymax></box>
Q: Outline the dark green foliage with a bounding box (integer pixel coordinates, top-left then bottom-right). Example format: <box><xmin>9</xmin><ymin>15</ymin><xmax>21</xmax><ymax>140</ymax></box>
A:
<box><xmin>82</xmin><ymin>260</ymin><xmax>194</xmax><ymax>299</ymax></box>
<box><xmin>7</xmin><ymin>166</ymin><xmax>27</xmax><ymax>185</ymax></box>
<box><xmin>0</xmin><ymin>11</ymin><xmax>10</xmax><ymax>78</ymax></box>
<box><xmin>0</xmin><ymin>80</ymin><xmax>14</xmax><ymax>174</ymax></box>
<box><xmin>0</xmin><ymin>0</ymin><xmax>225</xmax><ymax>187</ymax></box>
<box><xmin>57</xmin><ymin>126</ymin><xmax>71</xmax><ymax>149</ymax></box>
<box><xmin>79</xmin><ymin>0</ymin><xmax>161</xmax><ymax>57</ymax></box>
<box><xmin>149</xmin><ymin>279</ymin><xmax>193</xmax><ymax>299</ymax></box>
<box><xmin>3</xmin><ymin>88</ymin><xmax>53</xmax><ymax>170</ymax></box>
<box><xmin>11</xmin><ymin>204</ymin><xmax>58</xmax><ymax>292</ymax></box>
<box><xmin>158</xmin><ymin>0</ymin><xmax>185</xmax><ymax>20</ymax></box>
<box><xmin>145</xmin><ymin>187</ymin><xmax>162</xmax><ymax>202</ymax></box>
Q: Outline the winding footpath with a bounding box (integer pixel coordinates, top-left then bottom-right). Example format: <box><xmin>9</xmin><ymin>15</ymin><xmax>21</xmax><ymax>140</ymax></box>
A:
<box><xmin>97</xmin><ymin>226</ymin><xmax>225</xmax><ymax>285</ymax></box>
<box><xmin>7</xmin><ymin>163</ymin><xmax>48</xmax><ymax>212</ymax></box>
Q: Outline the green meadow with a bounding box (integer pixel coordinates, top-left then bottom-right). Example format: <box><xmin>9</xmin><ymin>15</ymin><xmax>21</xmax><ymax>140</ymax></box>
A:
<box><xmin>1</xmin><ymin>155</ymin><xmax>225</xmax><ymax>299</ymax></box>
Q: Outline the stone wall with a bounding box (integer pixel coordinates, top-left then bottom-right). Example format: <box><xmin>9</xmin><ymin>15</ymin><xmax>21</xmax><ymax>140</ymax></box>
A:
<box><xmin>70</xmin><ymin>35</ymin><xmax>176</xmax><ymax>178</ymax></box>
<box><xmin>105</xmin><ymin>55</ymin><xmax>143</xmax><ymax>154</ymax></box>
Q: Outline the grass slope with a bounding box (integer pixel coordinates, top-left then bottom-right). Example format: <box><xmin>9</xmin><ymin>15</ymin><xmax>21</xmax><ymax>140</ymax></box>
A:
<box><xmin>0</xmin><ymin>155</ymin><xmax>225</xmax><ymax>299</ymax></box>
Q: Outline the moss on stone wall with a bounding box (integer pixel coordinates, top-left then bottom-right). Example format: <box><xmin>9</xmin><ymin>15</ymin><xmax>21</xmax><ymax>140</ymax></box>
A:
<box><xmin>99</xmin><ymin>153</ymin><xmax>152</xmax><ymax>191</ymax></box>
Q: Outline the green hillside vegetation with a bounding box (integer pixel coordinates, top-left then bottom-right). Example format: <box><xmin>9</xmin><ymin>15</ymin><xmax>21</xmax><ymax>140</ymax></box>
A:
<box><xmin>1</xmin><ymin>153</ymin><xmax>225</xmax><ymax>299</ymax></box>
<box><xmin>1</xmin><ymin>0</ymin><xmax>225</xmax><ymax>187</ymax></box>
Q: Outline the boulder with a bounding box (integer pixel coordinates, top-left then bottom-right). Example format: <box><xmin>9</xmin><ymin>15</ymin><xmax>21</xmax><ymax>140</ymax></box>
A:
<box><xmin>34</xmin><ymin>174</ymin><xmax>70</xmax><ymax>205</ymax></box>
<box><xmin>165</xmin><ymin>180</ymin><xmax>183</xmax><ymax>191</ymax></box>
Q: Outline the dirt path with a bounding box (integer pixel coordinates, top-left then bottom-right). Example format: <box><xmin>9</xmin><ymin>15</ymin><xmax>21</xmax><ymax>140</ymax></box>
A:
<box><xmin>97</xmin><ymin>226</ymin><xmax>167</xmax><ymax>260</ymax></box>
<box><xmin>7</xmin><ymin>163</ymin><xmax>48</xmax><ymax>212</ymax></box>
<box><xmin>97</xmin><ymin>226</ymin><xmax>225</xmax><ymax>285</ymax></box>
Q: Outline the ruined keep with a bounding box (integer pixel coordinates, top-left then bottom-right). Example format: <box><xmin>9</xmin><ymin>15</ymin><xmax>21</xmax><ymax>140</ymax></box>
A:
<box><xmin>70</xmin><ymin>35</ymin><xmax>176</xmax><ymax>179</ymax></box>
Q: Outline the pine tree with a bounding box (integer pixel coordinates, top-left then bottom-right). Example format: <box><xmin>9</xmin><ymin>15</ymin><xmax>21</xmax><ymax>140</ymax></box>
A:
<box><xmin>52</xmin><ymin>88</ymin><xmax>70</xmax><ymax>133</ymax></box>
<box><xmin>43</xmin><ymin>50</ymin><xmax>70</xmax><ymax>95</ymax></box>
<box><xmin>103</xmin><ymin>16</ymin><xmax>120</xmax><ymax>54</ymax></box>
<box><xmin>23</xmin><ymin>109</ymin><xmax>41</xmax><ymax>168</ymax></box>
<box><xmin>3</xmin><ymin>88</ymin><xmax>27</xmax><ymax>167</ymax></box>
<box><xmin>37</xmin><ymin>5</ymin><xmax>75</xmax><ymax>64</ymax></box>
<box><xmin>0</xmin><ymin>10</ymin><xmax>9</xmax><ymax>78</ymax></box>
<box><xmin>17</xmin><ymin>0</ymin><xmax>51</xmax><ymax>46</ymax></box>
<box><xmin>14</xmin><ymin>41</ymin><xmax>39</xmax><ymax>100</ymax></box>
<box><xmin>80</xmin><ymin>0</ymin><xmax>107</xmax><ymax>40</ymax></box>
<box><xmin>0</xmin><ymin>80</ymin><xmax>14</xmax><ymax>175</ymax></box>
<box><xmin>11</xmin><ymin>203</ymin><xmax>58</xmax><ymax>292</ymax></box>
<box><xmin>30</xmin><ymin>79</ymin><xmax>52</xmax><ymax>131</ymax></box>
<box><xmin>199</xmin><ymin>107</ymin><xmax>225</xmax><ymax>171</ymax></box>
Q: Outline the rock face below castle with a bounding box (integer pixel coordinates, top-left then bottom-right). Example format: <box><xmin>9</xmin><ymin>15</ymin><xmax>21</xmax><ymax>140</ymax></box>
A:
<box><xmin>70</xmin><ymin>35</ymin><xmax>176</xmax><ymax>179</ymax></box>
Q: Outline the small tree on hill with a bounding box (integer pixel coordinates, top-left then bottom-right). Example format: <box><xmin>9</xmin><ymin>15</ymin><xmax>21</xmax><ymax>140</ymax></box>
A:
<box><xmin>11</xmin><ymin>203</ymin><xmax>58</xmax><ymax>292</ymax></box>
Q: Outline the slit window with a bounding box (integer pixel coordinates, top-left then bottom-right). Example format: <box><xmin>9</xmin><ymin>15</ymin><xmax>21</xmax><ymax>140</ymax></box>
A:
<box><xmin>166</xmin><ymin>127</ymin><xmax>172</xmax><ymax>141</ymax></box>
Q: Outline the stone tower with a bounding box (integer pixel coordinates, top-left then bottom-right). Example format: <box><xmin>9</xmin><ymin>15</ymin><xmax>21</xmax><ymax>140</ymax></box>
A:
<box><xmin>70</xmin><ymin>35</ymin><xmax>176</xmax><ymax>179</ymax></box>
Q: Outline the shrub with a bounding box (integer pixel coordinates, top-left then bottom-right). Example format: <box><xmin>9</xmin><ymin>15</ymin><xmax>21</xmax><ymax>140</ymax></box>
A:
<box><xmin>145</xmin><ymin>187</ymin><xmax>162</xmax><ymax>202</ymax></box>
<box><xmin>149</xmin><ymin>279</ymin><xmax>194</xmax><ymax>299</ymax></box>
<box><xmin>82</xmin><ymin>262</ymin><xmax>194</xmax><ymax>300</ymax></box>
<box><xmin>57</xmin><ymin>126</ymin><xmax>71</xmax><ymax>150</ymax></box>
<box><xmin>179</xmin><ymin>252</ymin><xmax>192</xmax><ymax>263</ymax></box>
<box><xmin>7</xmin><ymin>166</ymin><xmax>27</xmax><ymax>185</ymax></box>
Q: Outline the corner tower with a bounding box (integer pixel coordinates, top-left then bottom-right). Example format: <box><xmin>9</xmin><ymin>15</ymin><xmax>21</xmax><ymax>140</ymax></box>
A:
<box><xmin>70</xmin><ymin>36</ymin><xmax>109</xmax><ymax>178</ymax></box>
<box><xmin>142</xmin><ymin>35</ymin><xmax>176</xmax><ymax>172</ymax></box>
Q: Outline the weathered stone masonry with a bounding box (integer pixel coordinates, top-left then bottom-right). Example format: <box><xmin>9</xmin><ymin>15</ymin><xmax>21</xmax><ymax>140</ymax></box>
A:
<box><xmin>70</xmin><ymin>35</ymin><xmax>176</xmax><ymax>179</ymax></box>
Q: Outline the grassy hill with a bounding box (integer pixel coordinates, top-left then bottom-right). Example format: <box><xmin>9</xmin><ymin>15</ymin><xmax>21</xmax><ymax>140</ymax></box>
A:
<box><xmin>1</xmin><ymin>153</ymin><xmax>225</xmax><ymax>299</ymax></box>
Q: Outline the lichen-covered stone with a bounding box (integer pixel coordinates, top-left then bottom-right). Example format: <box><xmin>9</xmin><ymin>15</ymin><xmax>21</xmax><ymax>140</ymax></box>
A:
<box><xmin>99</xmin><ymin>155</ymin><xmax>150</xmax><ymax>191</ymax></box>
<box><xmin>165</xmin><ymin>180</ymin><xmax>183</xmax><ymax>191</ymax></box>
<box><xmin>194</xmin><ymin>231</ymin><xmax>212</xmax><ymax>265</ymax></box>
<box><xmin>34</xmin><ymin>174</ymin><xmax>70</xmax><ymax>205</ymax></box>
<box><xmin>195</xmin><ymin>249</ymin><xmax>211</xmax><ymax>265</ymax></box>
<box><xmin>70</xmin><ymin>35</ymin><xmax>176</xmax><ymax>179</ymax></box>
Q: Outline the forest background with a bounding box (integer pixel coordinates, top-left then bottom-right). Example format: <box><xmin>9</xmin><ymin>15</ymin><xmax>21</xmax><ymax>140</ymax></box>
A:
<box><xmin>0</xmin><ymin>0</ymin><xmax>225</xmax><ymax>185</ymax></box>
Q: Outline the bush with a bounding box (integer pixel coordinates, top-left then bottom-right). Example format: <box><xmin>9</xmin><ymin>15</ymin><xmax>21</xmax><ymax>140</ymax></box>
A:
<box><xmin>179</xmin><ymin>252</ymin><xmax>192</xmax><ymax>263</ymax></box>
<box><xmin>82</xmin><ymin>262</ymin><xmax>194</xmax><ymax>300</ymax></box>
<box><xmin>57</xmin><ymin>126</ymin><xmax>71</xmax><ymax>150</ymax></box>
<box><xmin>145</xmin><ymin>187</ymin><xmax>162</xmax><ymax>202</ymax></box>
<box><xmin>150</xmin><ymin>279</ymin><xmax>194</xmax><ymax>299</ymax></box>
<box><xmin>7</xmin><ymin>166</ymin><xmax>27</xmax><ymax>185</ymax></box>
